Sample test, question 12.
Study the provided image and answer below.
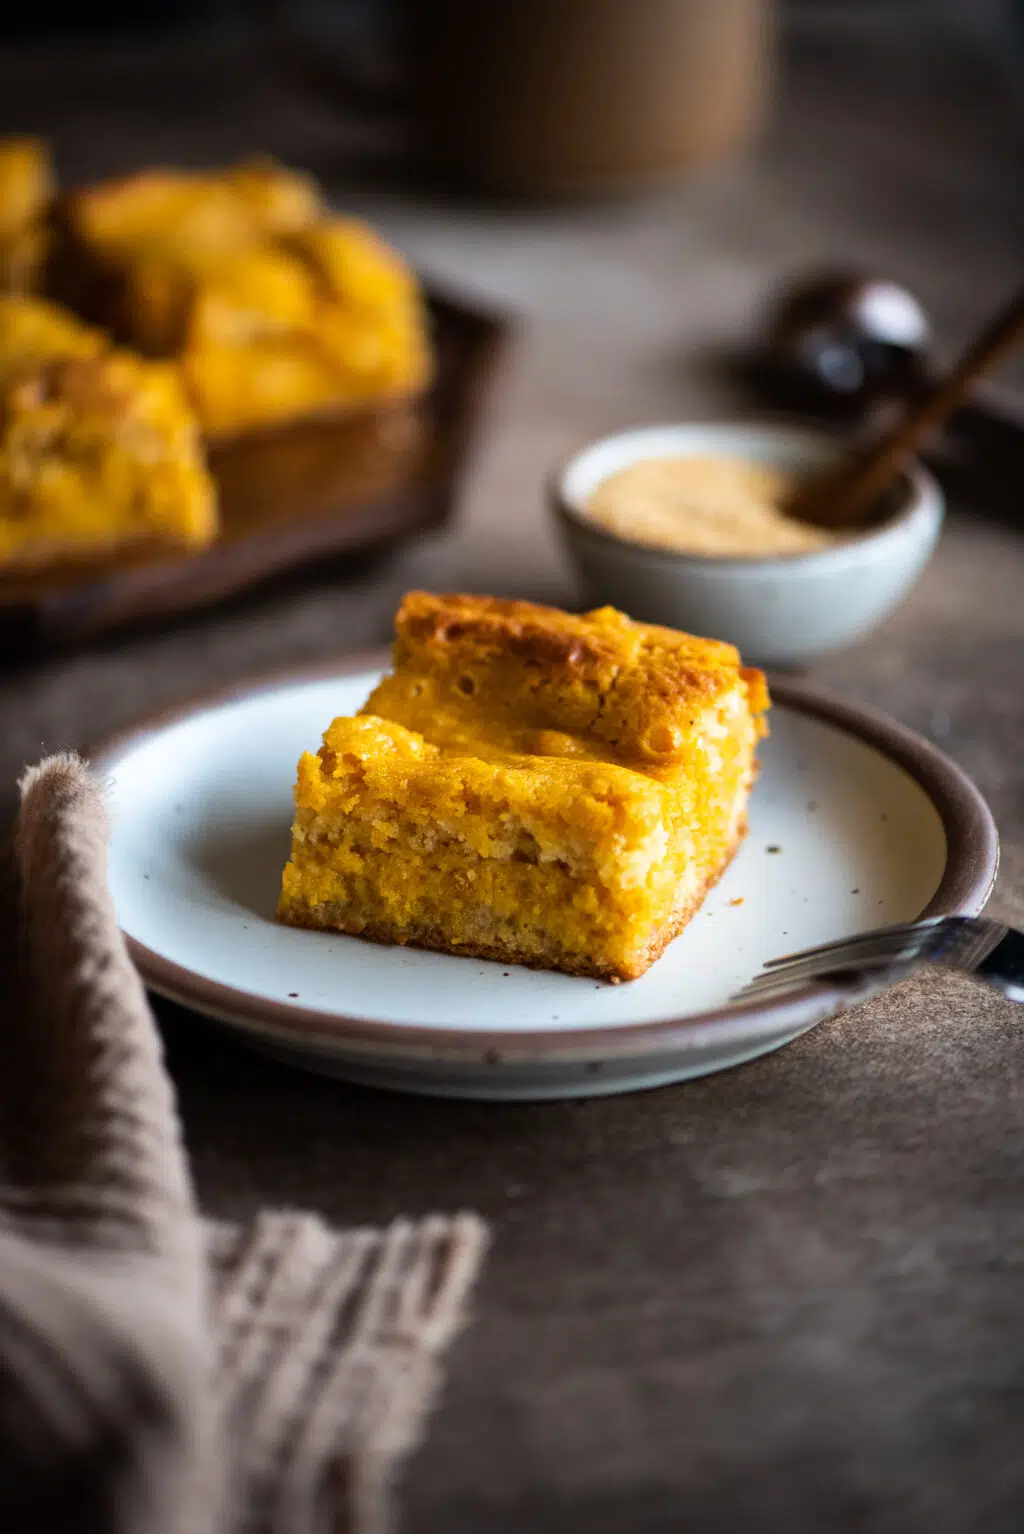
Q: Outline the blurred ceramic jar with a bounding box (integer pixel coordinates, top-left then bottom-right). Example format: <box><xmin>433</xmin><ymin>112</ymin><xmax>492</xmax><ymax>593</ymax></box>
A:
<box><xmin>272</xmin><ymin>0</ymin><xmax>775</xmax><ymax>197</ymax></box>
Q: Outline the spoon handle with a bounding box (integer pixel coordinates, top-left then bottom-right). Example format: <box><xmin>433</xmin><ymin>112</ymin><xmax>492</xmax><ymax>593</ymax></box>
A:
<box><xmin>790</xmin><ymin>284</ymin><xmax>1024</xmax><ymax>528</ymax></box>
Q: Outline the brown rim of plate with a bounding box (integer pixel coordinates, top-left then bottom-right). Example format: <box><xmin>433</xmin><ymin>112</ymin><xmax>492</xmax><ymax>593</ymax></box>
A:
<box><xmin>87</xmin><ymin>650</ymin><xmax>1000</xmax><ymax>1067</ymax></box>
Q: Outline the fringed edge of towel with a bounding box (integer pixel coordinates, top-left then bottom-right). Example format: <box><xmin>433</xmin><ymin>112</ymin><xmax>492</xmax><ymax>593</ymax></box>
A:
<box><xmin>208</xmin><ymin>1210</ymin><xmax>489</xmax><ymax>1534</ymax></box>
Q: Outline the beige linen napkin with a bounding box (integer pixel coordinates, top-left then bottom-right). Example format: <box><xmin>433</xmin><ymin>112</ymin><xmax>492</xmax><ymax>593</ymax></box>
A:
<box><xmin>0</xmin><ymin>753</ymin><xmax>487</xmax><ymax>1534</ymax></box>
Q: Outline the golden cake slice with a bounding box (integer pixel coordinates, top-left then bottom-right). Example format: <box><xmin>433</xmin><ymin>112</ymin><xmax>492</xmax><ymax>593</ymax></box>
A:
<box><xmin>57</xmin><ymin>162</ymin><xmax>432</xmax><ymax>437</ymax></box>
<box><xmin>0</xmin><ymin>294</ymin><xmax>216</xmax><ymax>570</ymax></box>
<box><xmin>56</xmin><ymin>160</ymin><xmax>324</xmax><ymax>357</ymax></box>
<box><xmin>0</xmin><ymin>290</ymin><xmax>104</xmax><ymax>386</ymax></box>
<box><xmin>0</xmin><ymin>138</ymin><xmax>54</xmax><ymax>295</ymax></box>
<box><xmin>62</xmin><ymin>158</ymin><xmax>322</xmax><ymax>267</ymax></box>
<box><xmin>180</xmin><ymin>222</ymin><xmax>431</xmax><ymax>438</ymax></box>
<box><xmin>277</xmin><ymin>593</ymin><xmax>770</xmax><ymax>982</ymax></box>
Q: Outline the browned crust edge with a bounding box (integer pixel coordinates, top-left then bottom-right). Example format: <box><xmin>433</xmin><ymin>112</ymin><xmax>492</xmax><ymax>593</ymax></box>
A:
<box><xmin>392</xmin><ymin>589</ymin><xmax>759</xmax><ymax>711</ymax></box>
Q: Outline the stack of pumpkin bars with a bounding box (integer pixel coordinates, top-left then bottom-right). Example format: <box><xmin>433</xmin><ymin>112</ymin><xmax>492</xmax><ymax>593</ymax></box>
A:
<box><xmin>0</xmin><ymin>138</ymin><xmax>432</xmax><ymax>572</ymax></box>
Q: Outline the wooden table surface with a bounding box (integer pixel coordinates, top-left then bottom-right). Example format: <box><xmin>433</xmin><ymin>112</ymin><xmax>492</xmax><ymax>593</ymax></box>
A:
<box><xmin>1</xmin><ymin>13</ymin><xmax>1022</xmax><ymax>1532</ymax></box>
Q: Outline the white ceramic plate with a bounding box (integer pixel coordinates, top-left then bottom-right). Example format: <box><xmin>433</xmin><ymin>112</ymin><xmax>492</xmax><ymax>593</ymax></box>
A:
<box><xmin>93</xmin><ymin>656</ymin><xmax>998</xmax><ymax>1100</ymax></box>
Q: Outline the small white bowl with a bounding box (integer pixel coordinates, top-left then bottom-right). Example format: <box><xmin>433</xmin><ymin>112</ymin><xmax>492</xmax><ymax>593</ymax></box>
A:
<box><xmin>552</xmin><ymin>421</ymin><xmax>944</xmax><ymax>668</ymax></box>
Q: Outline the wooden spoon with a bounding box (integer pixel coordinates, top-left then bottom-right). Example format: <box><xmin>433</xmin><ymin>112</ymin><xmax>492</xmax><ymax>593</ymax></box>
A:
<box><xmin>785</xmin><ymin>283</ymin><xmax>1024</xmax><ymax>530</ymax></box>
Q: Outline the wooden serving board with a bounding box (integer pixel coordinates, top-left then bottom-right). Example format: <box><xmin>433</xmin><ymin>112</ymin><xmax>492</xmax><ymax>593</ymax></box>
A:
<box><xmin>0</xmin><ymin>288</ymin><xmax>509</xmax><ymax>650</ymax></box>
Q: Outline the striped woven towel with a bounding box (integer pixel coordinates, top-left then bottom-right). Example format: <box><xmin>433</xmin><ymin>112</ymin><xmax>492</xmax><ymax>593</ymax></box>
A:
<box><xmin>0</xmin><ymin>754</ymin><xmax>487</xmax><ymax>1534</ymax></box>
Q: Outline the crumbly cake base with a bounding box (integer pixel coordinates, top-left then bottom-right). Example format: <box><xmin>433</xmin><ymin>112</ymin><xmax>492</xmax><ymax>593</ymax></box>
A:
<box><xmin>278</xmin><ymin>815</ymin><xmax>747</xmax><ymax>984</ymax></box>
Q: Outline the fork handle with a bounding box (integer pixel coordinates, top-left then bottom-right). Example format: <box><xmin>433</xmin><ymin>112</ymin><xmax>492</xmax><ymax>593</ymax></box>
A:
<box><xmin>975</xmin><ymin>927</ymin><xmax>1024</xmax><ymax>1003</ymax></box>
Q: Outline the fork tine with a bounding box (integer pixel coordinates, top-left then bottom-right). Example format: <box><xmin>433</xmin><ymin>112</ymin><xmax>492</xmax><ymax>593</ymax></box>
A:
<box><xmin>734</xmin><ymin>974</ymin><xmax>836</xmax><ymax>1002</ymax></box>
<box><xmin>735</xmin><ymin>963</ymin><xmax>906</xmax><ymax>1001</ymax></box>
<box><xmin>756</xmin><ymin>931</ymin><xmax>929</xmax><ymax>985</ymax></box>
<box><xmin>764</xmin><ymin>915</ymin><xmax>993</xmax><ymax>987</ymax></box>
<box><xmin>732</xmin><ymin>916</ymin><xmax>1001</xmax><ymax>1009</ymax></box>
<box><xmin>733</xmin><ymin>920</ymin><xmax>943</xmax><ymax>1003</ymax></box>
<box><xmin>740</xmin><ymin>955</ymin><xmax>902</xmax><ymax>992</ymax></box>
<box><xmin>743</xmin><ymin>953</ymin><xmax>917</xmax><ymax>998</ymax></box>
<box><xmin>734</xmin><ymin>958</ymin><xmax>916</xmax><ymax>1005</ymax></box>
<box><xmin>761</xmin><ymin>918</ymin><xmax>938</xmax><ymax>970</ymax></box>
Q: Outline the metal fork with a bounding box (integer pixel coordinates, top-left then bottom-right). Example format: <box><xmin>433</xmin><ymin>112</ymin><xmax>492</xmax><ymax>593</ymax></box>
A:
<box><xmin>735</xmin><ymin>916</ymin><xmax>1024</xmax><ymax>1007</ymax></box>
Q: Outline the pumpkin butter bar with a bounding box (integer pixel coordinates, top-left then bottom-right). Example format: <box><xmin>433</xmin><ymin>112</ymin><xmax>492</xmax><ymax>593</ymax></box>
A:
<box><xmin>0</xmin><ymin>137</ymin><xmax>54</xmax><ymax>294</ymax></box>
<box><xmin>57</xmin><ymin>161</ymin><xmax>432</xmax><ymax>439</ymax></box>
<box><xmin>278</xmin><ymin>593</ymin><xmax>770</xmax><ymax>982</ymax></box>
<box><xmin>0</xmin><ymin>295</ymin><xmax>216</xmax><ymax>570</ymax></box>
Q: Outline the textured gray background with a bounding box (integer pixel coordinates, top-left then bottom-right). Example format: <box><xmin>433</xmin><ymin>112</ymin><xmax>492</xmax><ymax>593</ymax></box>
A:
<box><xmin>1</xmin><ymin>11</ymin><xmax>1023</xmax><ymax>1532</ymax></box>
